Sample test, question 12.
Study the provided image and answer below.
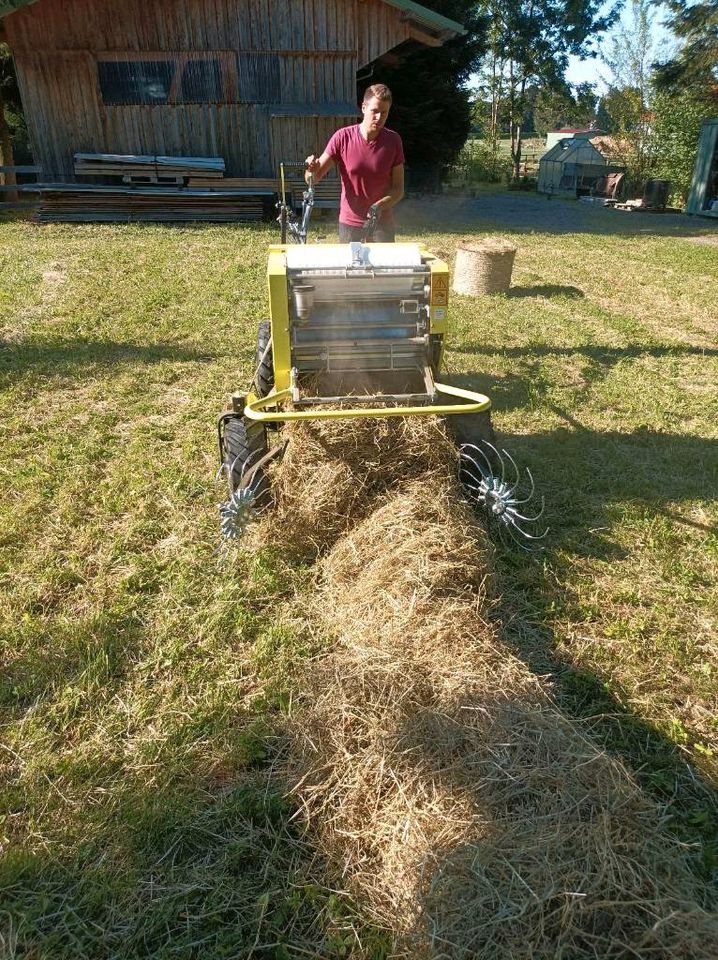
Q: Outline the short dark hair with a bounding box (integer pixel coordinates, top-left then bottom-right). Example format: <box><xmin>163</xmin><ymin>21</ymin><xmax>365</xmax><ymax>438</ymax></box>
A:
<box><xmin>363</xmin><ymin>83</ymin><xmax>392</xmax><ymax>104</ymax></box>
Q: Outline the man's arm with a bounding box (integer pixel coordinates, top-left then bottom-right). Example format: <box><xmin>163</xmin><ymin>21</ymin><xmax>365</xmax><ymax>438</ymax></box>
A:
<box><xmin>304</xmin><ymin>151</ymin><xmax>335</xmax><ymax>185</ymax></box>
<box><xmin>372</xmin><ymin>164</ymin><xmax>405</xmax><ymax>211</ymax></box>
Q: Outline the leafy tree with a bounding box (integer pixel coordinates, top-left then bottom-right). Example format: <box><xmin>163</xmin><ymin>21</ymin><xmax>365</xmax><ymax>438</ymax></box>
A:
<box><xmin>475</xmin><ymin>0</ymin><xmax>619</xmax><ymax>180</ymax></box>
<box><xmin>653</xmin><ymin>0</ymin><xmax>718</xmax><ymax>89</ymax></box>
<box><xmin>533</xmin><ymin>82</ymin><xmax>598</xmax><ymax>136</ymax></box>
<box><xmin>367</xmin><ymin>0</ymin><xmax>487</xmax><ymax>190</ymax></box>
<box><xmin>651</xmin><ymin>87</ymin><xmax>718</xmax><ymax>203</ymax></box>
<box><xmin>597</xmin><ymin>0</ymin><xmax>658</xmax><ymax>188</ymax></box>
<box><xmin>0</xmin><ymin>42</ymin><xmax>22</xmax><ymax>199</ymax></box>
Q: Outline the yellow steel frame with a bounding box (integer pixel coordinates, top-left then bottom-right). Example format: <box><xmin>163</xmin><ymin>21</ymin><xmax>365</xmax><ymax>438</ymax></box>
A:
<box><xmin>243</xmin><ymin>383</ymin><xmax>490</xmax><ymax>423</ymax></box>
<box><xmin>256</xmin><ymin>242</ymin><xmax>488</xmax><ymax>423</ymax></box>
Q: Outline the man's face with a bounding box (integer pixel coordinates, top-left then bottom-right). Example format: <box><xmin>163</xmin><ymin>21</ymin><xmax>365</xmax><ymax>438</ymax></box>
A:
<box><xmin>362</xmin><ymin>96</ymin><xmax>391</xmax><ymax>132</ymax></box>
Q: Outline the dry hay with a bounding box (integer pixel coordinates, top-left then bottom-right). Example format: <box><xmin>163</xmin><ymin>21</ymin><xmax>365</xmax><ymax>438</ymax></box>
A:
<box><xmin>253</xmin><ymin>415</ymin><xmax>456</xmax><ymax>559</ymax></box>
<box><xmin>259</xmin><ymin>418</ymin><xmax>718</xmax><ymax>957</ymax></box>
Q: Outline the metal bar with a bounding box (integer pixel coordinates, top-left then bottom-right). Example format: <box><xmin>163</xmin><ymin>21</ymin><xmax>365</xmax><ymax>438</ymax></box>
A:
<box><xmin>0</xmin><ymin>165</ymin><xmax>41</xmax><ymax>173</ymax></box>
<box><xmin>294</xmin><ymin>392</ymin><xmax>432</xmax><ymax>406</ymax></box>
<box><xmin>244</xmin><ymin>383</ymin><xmax>491</xmax><ymax>423</ymax></box>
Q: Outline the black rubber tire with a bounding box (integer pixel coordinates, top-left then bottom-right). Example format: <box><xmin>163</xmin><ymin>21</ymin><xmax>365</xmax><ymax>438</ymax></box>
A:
<box><xmin>222</xmin><ymin>415</ymin><xmax>271</xmax><ymax>501</ymax></box>
<box><xmin>445</xmin><ymin>408</ymin><xmax>497</xmax><ymax>449</ymax></box>
<box><xmin>255</xmin><ymin>320</ymin><xmax>274</xmax><ymax>398</ymax></box>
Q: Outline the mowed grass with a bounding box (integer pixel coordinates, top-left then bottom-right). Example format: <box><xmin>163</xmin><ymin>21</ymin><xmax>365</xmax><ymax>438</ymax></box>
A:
<box><xmin>1</xmin><ymin>206</ymin><xmax>717</xmax><ymax>955</ymax></box>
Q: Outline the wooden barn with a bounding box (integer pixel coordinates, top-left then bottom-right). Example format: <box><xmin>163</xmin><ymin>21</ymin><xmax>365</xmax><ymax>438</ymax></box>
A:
<box><xmin>0</xmin><ymin>0</ymin><xmax>463</xmax><ymax>183</ymax></box>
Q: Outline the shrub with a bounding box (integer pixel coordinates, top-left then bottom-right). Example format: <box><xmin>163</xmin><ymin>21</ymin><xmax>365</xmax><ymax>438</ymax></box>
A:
<box><xmin>451</xmin><ymin>138</ymin><xmax>512</xmax><ymax>184</ymax></box>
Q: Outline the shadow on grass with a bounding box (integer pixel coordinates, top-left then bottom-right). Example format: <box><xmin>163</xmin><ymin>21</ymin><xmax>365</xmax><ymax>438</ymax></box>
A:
<box><xmin>0</xmin><ymin>337</ymin><xmax>216</xmax><ymax>384</ymax></box>
<box><xmin>444</xmin><ymin>370</ymin><xmax>718</xmax><ymax>882</ymax></box>
<box><xmin>507</xmin><ymin>284</ymin><xmax>585</xmax><ymax>299</ymax></box>
<box><xmin>0</xmin><ymin>772</ymin><xmax>388</xmax><ymax>958</ymax></box>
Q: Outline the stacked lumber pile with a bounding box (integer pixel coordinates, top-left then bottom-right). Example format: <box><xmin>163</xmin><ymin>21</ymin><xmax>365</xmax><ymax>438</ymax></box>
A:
<box><xmin>30</xmin><ymin>184</ymin><xmax>270</xmax><ymax>223</ymax></box>
<box><xmin>31</xmin><ymin>153</ymin><xmax>280</xmax><ymax>223</ymax></box>
<box><xmin>292</xmin><ymin>178</ymin><xmax>341</xmax><ymax>208</ymax></box>
<box><xmin>188</xmin><ymin>176</ymin><xmax>285</xmax><ymax>191</ymax></box>
<box><xmin>74</xmin><ymin>153</ymin><xmax>225</xmax><ymax>183</ymax></box>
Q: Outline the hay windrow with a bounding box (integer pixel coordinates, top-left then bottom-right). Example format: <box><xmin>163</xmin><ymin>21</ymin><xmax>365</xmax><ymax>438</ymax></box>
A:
<box><xmin>256</xmin><ymin>417</ymin><xmax>718</xmax><ymax>957</ymax></box>
<box><xmin>252</xmin><ymin>415</ymin><xmax>457</xmax><ymax>559</ymax></box>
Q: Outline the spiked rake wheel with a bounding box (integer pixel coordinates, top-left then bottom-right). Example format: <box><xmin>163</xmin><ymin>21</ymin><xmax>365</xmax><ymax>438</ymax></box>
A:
<box><xmin>459</xmin><ymin>441</ymin><xmax>549</xmax><ymax>550</ymax></box>
<box><xmin>218</xmin><ymin>416</ymin><xmax>274</xmax><ymax>540</ymax></box>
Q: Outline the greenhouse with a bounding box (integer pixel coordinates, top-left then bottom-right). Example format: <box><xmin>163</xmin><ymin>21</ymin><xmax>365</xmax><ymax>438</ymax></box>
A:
<box><xmin>537</xmin><ymin>133</ymin><xmax>623</xmax><ymax>198</ymax></box>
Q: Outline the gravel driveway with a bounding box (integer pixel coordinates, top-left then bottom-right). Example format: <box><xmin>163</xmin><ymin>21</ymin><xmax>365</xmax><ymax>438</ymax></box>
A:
<box><xmin>398</xmin><ymin>189</ymin><xmax>718</xmax><ymax>241</ymax></box>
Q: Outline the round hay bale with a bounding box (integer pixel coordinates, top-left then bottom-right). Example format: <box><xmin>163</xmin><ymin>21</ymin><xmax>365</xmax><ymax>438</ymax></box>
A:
<box><xmin>452</xmin><ymin>237</ymin><xmax>517</xmax><ymax>296</ymax></box>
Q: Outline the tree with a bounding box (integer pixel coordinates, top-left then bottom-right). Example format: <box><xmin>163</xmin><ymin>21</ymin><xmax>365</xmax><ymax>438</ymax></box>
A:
<box><xmin>601</xmin><ymin>0</ymin><xmax>655</xmax><ymax>108</ymax></box>
<box><xmin>651</xmin><ymin>87</ymin><xmax>718</xmax><ymax>203</ymax></box>
<box><xmin>598</xmin><ymin>0</ymin><xmax>658</xmax><ymax>189</ymax></box>
<box><xmin>0</xmin><ymin>42</ymin><xmax>21</xmax><ymax>200</ymax></box>
<box><xmin>653</xmin><ymin>0</ymin><xmax>718</xmax><ymax>89</ymax></box>
<box><xmin>533</xmin><ymin>82</ymin><xmax>598</xmax><ymax>137</ymax></box>
<box><xmin>368</xmin><ymin>0</ymin><xmax>487</xmax><ymax>190</ymax></box>
<box><xmin>478</xmin><ymin>0</ymin><xmax>619</xmax><ymax>180</ymax></box>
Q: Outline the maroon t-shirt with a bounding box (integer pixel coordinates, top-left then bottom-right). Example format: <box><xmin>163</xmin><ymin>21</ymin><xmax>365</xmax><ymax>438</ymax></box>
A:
<box><xmin>326</xmin><ymin>124</ymin><xmax>405</xmax><ymax>226</ymax></box>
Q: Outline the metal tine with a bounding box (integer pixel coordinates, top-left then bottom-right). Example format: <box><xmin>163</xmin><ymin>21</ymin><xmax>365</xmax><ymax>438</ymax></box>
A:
<box><xmin>464</xmin><ymin>481</ymin><xmax>489</xmax><ymax>500</ymax></box>
<box><xmin>484</xmin><ymin>440</ymin><xmax>507</xmax><ymax>486</ymax></box>
<box><xmin>499</xmin><ymin>446</ymin><xmax>522</xmax><ymax>497</ymax></box>
<box><xmin>506</xmin><ymin>515</ymin><xmax>550</xmax><ymax>541</ymax></box>
<box><xmin>509</xmin><ymin>496</ymin><xmax>546</xmax><ymax>523</ymax></box>
<box><xmin>251</xmin><ymin>484</ymin><xmax>273</xmax><ymax>510</ymax></box>
<box><xmin>240</xmin><ymin>446</ymin><xmax>265</xmax><ymax>477</ymax></box>
<box><xmin>460</xmin><ymin>444</ymin><xmax>494</xmax><ymax>479</ymax></box>
<box><xmin>458</xmin><ymin>461</ymin><xmax>489</xmax><ymax>490</ymax></box>
<box><xmin>510</xmin><ymin>466</ymin><xmax>538</xmax><ymax>506</ymax></box>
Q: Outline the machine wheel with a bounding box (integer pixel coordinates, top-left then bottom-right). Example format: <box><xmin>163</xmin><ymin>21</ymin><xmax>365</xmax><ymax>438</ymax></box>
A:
<box><xmin>255</xmin><ymin>320</ymin><xmax>274</xmax><ymax>398</ymax></box>
<box><xmin>445</xmin><ymin>409</ymin><xmax>497</xmax><ymax>449</ymax></box>
<box><xmin>221</xmin><ymin>415</ymin><xmax>271</xmax><ymax>500</ymax></box>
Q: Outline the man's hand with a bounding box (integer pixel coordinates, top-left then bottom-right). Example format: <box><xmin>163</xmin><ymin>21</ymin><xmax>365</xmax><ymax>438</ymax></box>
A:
<box><xmin>304</xmin><ymin>155</ymin><xmax>320</xmax><ymax>184</ymax></box>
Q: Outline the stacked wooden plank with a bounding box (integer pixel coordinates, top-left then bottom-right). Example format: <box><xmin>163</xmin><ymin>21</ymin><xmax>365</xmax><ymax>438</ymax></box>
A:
<box><xmin>188</xmin><ymin>176</ymin><xmax>290</xmax><ymax>192</ymax></box>
<box><xmin>29</xmin><ymin>184</ymin><xmax>271</xmax><ymax>223</ymax></box>
<box><xmin>292</xmin><ymin>179</ymin><xmax>341</xmax><ymax>208</ymax></box>
<box><xmin>74</xmin><ymin>153</ymin><xmax>225</xmax><ymax>181</ymax></box>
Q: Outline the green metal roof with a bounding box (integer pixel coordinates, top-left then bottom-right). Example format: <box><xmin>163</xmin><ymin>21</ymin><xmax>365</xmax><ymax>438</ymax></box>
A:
<box><xmin>0</xmin><ymin>0</ymin><xmax>465</xmax><ymax>35</ymax></box>
<box><xmin>381</xmin><ymin>0</ymin><xmax>465</xmax><ymax>36</ymax></box>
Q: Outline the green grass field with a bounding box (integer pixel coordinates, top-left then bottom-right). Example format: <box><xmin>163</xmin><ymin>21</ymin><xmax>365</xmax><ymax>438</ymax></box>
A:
<box><xmin>1</xmin><ymin>207</ymin><xmax>717</xmax><ymax>956</ymax></box>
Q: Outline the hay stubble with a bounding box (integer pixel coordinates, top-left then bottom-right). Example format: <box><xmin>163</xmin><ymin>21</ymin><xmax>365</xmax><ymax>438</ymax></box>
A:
<box><xmin>260</xmin><ymin>417</ymin><xmax>718</xmax><ymax>958</ymax></box>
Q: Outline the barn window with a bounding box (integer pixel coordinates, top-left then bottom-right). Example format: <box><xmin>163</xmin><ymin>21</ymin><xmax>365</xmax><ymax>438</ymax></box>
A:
<box><xmin>97</xmin><ymin>53</ymin><xmax>230</xmax><ymax>104</ymax></box>
<box><xmin>96</xmin><ymin>52</ymin><xmax>279</xmax><ymax>104</ymax></box>
<box><xmin>180</xmin><ymin>59</ymin><xmax>223</xmax><ymax>102</ymax></box>
<box><xmin>98</xmin><ymin>59</ymin><xmax>176</xmax><ymax>104</ymax></box>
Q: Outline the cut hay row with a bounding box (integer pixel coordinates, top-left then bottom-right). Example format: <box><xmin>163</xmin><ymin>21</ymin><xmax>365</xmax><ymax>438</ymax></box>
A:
<box><xmin>255</xmin><ymin>417</ymin><xmax>718</xmax><ymax>958</ymax></box>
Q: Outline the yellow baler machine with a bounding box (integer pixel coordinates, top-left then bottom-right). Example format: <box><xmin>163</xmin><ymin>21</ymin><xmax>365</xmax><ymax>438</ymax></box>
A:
<box><xmin>218</xmin><ymin>239</ymin><xmax>547</xmax><ymax>548</ymax></box>
<box><xmin>241</xmin><ymin>240</ymin><xmax>490</xmax><ymax>422</ymax></box>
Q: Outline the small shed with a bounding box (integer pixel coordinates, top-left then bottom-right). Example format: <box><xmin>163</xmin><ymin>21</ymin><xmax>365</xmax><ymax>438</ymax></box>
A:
<box><xmin>686</xmin><ymin>118</ymin><xmax>718</xmax><ymax>218</ymax></box>
<box><xmin>0</xmin><ymin>0</ymin><xmax>463</xmax><ymax>182</ymax></box>
<box><xmin>537</xmin><ymin>132</ymin><xmax>623</xmax><ymax>198</ymax></box>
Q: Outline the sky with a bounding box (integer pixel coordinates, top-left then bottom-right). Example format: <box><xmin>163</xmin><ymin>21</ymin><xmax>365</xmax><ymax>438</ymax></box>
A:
<box><xmin>564</xmin><ymin>4</ymin><xmax>676</xmax><ymax>93</ymax></box>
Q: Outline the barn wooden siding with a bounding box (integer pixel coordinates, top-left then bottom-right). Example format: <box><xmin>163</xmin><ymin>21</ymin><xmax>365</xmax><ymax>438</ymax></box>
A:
<box><xmin>5</xmin><ymin>0</ymin><xmax>417</xmax><ymax>179</ymax></box>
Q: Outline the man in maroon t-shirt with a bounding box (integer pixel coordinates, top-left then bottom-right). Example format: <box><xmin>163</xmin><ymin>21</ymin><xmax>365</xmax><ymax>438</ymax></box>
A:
<box><xmin>304</xmin><ymin>83</ymin><xmax>405</xmax><ymax>242</ymax></box>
